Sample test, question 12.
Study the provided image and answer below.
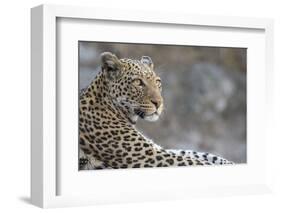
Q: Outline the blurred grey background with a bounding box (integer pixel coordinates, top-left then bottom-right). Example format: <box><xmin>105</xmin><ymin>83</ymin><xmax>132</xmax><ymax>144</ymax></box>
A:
<box><xmin>79</xmin><ymin>42</ymin><xmax>247</xmax><ymax>163</ymax></box>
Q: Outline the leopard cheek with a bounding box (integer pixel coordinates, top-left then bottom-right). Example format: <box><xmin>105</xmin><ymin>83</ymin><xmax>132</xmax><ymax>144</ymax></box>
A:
<box><xmin>131</xmin><ymin>86</ymin><xmax>137</xmax><ymax>93</ymax></box>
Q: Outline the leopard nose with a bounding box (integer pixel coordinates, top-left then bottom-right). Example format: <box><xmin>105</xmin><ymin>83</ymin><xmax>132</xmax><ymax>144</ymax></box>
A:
<box><xmin>151</xmin><ymin>99</ymin><xmax>161</xmax><ymax>109</ymax></box>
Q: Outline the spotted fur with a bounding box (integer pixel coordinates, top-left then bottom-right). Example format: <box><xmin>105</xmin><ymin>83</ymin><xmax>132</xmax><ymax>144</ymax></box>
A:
<box><xmin>79</xmin><ymin>52</ymin><xmax>233</xmax><ymax>170</ymax></box>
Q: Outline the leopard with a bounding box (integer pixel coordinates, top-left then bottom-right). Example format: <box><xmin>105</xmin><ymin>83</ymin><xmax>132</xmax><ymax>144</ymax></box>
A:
<box><xmin>79</xmin><ymin>52</ymin><xmax>233</xmax><ymax>170</ymax></box>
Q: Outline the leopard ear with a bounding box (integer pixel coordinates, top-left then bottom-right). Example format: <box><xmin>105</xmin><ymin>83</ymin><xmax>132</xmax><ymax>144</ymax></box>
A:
<box><xmin>101</xmin><ymin>52</ymin><xmax>122</xmax><ymax>80</ymax></box>
<box><xmin>141</xmin><ymin>56</ymin><xmax>154</xmax><ymax>69</ymax></box>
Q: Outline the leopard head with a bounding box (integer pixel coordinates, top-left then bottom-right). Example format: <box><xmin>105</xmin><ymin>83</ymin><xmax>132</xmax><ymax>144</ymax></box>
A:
<box><xmin>101</xmin><ymin>52</ymin><xmax>164</xmax><ymax>123</ymax></box>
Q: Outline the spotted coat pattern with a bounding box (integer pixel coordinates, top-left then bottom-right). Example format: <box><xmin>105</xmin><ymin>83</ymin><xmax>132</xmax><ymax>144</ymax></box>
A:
<box><xmin>79</xmin><ymin>52</ymin><xmax>233</xmax><ymax>170</ymax></box>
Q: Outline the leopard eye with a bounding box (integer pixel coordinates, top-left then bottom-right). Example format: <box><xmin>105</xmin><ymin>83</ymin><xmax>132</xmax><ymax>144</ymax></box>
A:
<box><xmin>132</xmin><ymin>78</ymin><xmax>144</xmax><ymax>87</ymax></box>
<box><xmin>156</xmin><ymin>79</ymin><xmax>162</xmax><ymax>88</ymax></box>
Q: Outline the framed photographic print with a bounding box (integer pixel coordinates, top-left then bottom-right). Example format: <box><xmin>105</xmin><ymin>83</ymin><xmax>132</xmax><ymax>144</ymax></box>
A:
<box><xmin>31</xmin><ymin>4</ymin><xmax>274</xmax><ymax>208</ymax></box>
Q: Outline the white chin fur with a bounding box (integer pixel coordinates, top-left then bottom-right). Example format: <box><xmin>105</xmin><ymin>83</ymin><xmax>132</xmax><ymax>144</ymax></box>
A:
<box><xmin>130</xmin><ymin>115</ymin><xmax>139</xmax><ymax>123</ymax></box>
<box><xmin>144</xmin><ymin>114</ymin><xmax>159</xmax><ymax>122</ymax></box>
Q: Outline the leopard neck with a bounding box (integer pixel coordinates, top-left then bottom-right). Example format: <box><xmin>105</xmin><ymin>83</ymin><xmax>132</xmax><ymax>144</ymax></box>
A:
<box><xmin>83</xmin><ymin>70</ymin><xmax>136</xmax><ymax>124</ymax></box>
<box><xmin>83</xmin><ymin>71</ymin><xmax>109</xmax><ymax>101</ymax></box>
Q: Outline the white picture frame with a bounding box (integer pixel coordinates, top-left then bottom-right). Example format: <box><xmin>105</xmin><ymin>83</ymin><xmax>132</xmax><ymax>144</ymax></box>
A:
<box><xmin>31</xmin><ymin>4</ymin><xmax>274</xmax><ymax>208</ymax></box>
